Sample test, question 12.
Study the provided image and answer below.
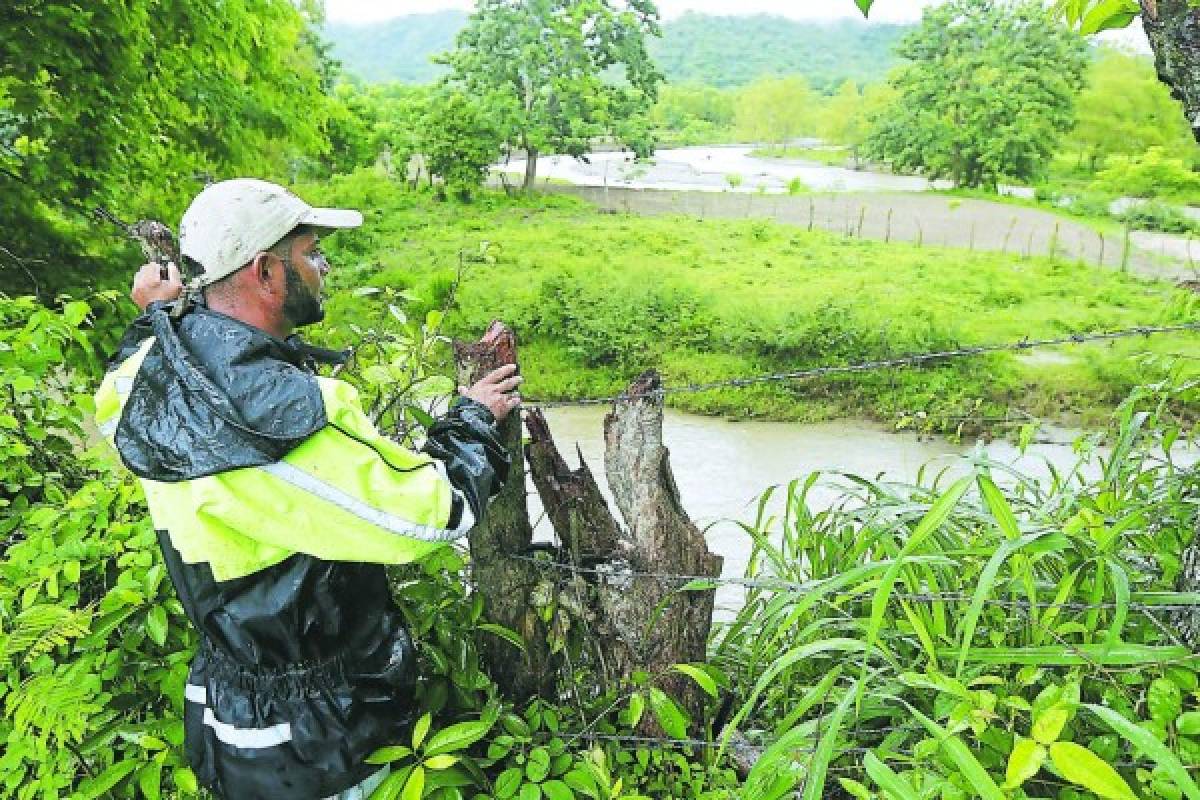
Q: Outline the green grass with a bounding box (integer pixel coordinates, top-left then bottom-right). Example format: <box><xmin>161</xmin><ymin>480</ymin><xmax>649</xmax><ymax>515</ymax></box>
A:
<box><xmin>305</xmin><ymin>169</ymin><xmax>1200</xmax><ymax>431</ymax></box>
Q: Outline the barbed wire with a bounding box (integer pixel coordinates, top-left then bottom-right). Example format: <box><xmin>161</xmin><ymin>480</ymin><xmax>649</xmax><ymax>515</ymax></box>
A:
<box><xmin>523</xmin><ymin>321</ymin><xmax>1200</xmax><ymax>408</ymax></box>
<box><xmin>507</xmin><ymin>552</ymin><xmax>1200</xmax><ymax>613</ymax></box>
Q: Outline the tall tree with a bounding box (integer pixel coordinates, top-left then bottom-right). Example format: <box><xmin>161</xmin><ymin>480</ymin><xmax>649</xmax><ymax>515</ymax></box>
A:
<box><xmin>733</xmin><ymin>76</ymin><xmax>817</xmax><ymax>151</ymax></box>
<box><xmin>1072</xmin><ymin>47</ymin><xmax>1197</xmax><ymax>171</ymax></box>
<box><xmin>439</xmin><ymin>0</ymin><xmax>664</xmax><ymax>191</ymax></box>
<box><xmin>862</xmin><ymin>0</ymin><xmax>1087</xmax><ymax>189</ymax></box>
<box><xmin>819</xmin><ymin>79</ymin><xmax>898</xmax><ymax>168</ymax></box>
<box><xmin>0</xmin><ymin>0</ymin><xmax>333</xmax><ymax>292</ymax></box>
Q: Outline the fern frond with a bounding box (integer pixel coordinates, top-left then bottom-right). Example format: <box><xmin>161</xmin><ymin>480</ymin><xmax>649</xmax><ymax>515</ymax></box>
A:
<box><xmin>0</xmin><ymin>604</ymin><xmax>93</xmax><ymax>668</ymax></box>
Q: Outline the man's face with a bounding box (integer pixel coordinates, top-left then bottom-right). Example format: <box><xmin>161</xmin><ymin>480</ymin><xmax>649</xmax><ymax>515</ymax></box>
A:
<box><xmin>279</xmin><ymin>231</ymin><xmax>329</xmax><ymax>328</ymax></box>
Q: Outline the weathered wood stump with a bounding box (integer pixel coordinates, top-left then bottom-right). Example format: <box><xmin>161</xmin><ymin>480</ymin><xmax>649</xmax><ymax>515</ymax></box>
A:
<box><xmin>454</xmin><ymin>322</ymin><xmax>555</xmax><ymax>700</ymax></box>
<box><xmin>525</xmin><ymin>370</ymin><xmax>723</xmax><ymax>733</ymax></box>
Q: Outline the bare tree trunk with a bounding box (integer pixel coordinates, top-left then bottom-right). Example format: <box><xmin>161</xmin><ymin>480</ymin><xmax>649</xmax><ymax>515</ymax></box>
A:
<box><xmin>454</xmin><ymin>322</ymin><xmax>556</xmax><ymax>701</ymax></box>
<box><xmin>523</xmin><ymin>147</ymin><xmax>539</xmax><ymax>193</ymax></box>
<box><xmin>525</xmin><ymin>371</ymin><xmax>723</xmax><ymax>733</ymax></box>
<box><xmin>1141</xmin><ymin>0</ymin><xmax>1200</xmax><ymax>143</ymax></box>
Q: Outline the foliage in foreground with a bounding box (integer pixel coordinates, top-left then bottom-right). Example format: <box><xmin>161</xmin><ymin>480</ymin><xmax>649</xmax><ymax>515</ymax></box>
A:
<box><xmin>1</xmin><ymin>286</ymin><xmax>1199</xmax><ymax>800</ymax></box>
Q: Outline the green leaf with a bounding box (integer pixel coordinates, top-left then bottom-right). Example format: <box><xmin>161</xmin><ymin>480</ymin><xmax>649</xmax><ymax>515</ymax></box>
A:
<box><xmin>648</xmin><ymin>687</ymin><xmax>690</xmax><ymax>739</ymax></box>
<box><xmin>367</xmin><ymin>745</ymin><xmax>414</xmax><ymax>765</ymax></box>
<box><xmin>424</xmin><ymin>717</ymin><xmax>495</xmax><ymax>756</ymax></box>
<box><xmin>542</xmin><ymin>779</ymin><xmax>574</xmax><ymax>800</ymax></box>
<box><xmin>526</xmin><ymin>747</ymin><xmax>552</xmax><ymax>782</ymax></box>
<box><xmin>1084</xmin><ymin>703</ymin><xmax>1200</xmax><ymax>800</ymax></box>
<box><xmin>424</xmin><ymin>754</ymin><xmax>458</xmax><ymax>770</ymax></box>
<box><xmin>862</xmin><ymin>476</ymin><xmax>972</xmax><ymax>699</ymax></box>
<box><xmin>1079</xmin><ymin>0</ymin><xmax>1140</xmax><ymax>34</ymax></box>
<box><xmin>402</xmin><ymin>765</ymin><xmax>425</xmax><ymax>800</ymax></box>
<box><xmin>1033</xmin><ymin>707</ymin><xmax>1070</xmax><ymax>744</ymax></box>
<box><xmin>412</xmin><ymin>712</ymin><xmax>432</xmax><ymax>750</ymax></box>
<box><xmin>1004</xmin><ymin>737</ymin><xmax>1046</xmax><ymax>788</ymax></box>
<box><xmin>476</xmin><ymin>622</ymin><xmax>526</xmax><ymax>653</ymax></box>
<box><xmin>1048</xmin><ymin>741</ymin><xmax>1136</xmax><ymax>799</ymax></box>
<box><xmin>863</xmin><ymin>752</ymin><xmax>917</xmax><ymax>800</ymax></box>
<box><xmin>1149</xmin><ymin>678</ymin><xmax>1184</xmax><ymax>725</ymax></box>
<box><xmin>495</xmin><ymin>767</ymin><xmax>523</xmax><ymax>799</ymax></box>
<box><xmin>519</xmin><ymin>783</ymin><xmax>542</xmax><ymax>800</ymax></box>
<box><xmin>145</xmin><ymin>605</ymin><xmax>168</xmax><ymax>647</ymax></box>
<box><xmin>76</xmin><ymin>760</ymin><xmax>138</xmax><ymax>799</ymax></box>
<box><xmin>621</xmin><ymin>692</ymin><xmax>646</xmax><ymax>728</ymax></box>
<box><xmin>799</xmin><ymin>688</ymin><xmax>856</xmax><ymax>800</ymax></box>
<box><xmin>907</xmin><ymin>705</ymin><xmax>1004</xmax><ymax>800</ymax></box>
<box><xmin>174</xmin><ymin>766</ymin><xmax>199</xmax><ymax>794</ymax></box>
<box><xmin>854</xmin><ymin>0</ymin><xmax>873</xmax><ymax>17</ymax></box>
<box><xmin>1177</xmin><ymin>712</ymin><xmax>1200</xmax><ymax>736</ymax></box>
<box><xmin>670</xmin><ymin>663</ymin><xmax>718</xmax><ymax>698</ymax></box>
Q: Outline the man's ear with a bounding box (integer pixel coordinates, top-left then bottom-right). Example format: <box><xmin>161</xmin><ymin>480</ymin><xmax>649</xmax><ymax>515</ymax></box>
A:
<box><xmin>251</xmin><ymin>253</ymin><xmax>273</xmax><ymax>288</ymax></box>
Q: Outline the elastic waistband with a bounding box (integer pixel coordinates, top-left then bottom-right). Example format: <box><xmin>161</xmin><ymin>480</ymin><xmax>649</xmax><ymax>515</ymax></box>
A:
<box><xmin>198</xmin><ymin>638</ymin><xmax>351</xmax><ymax>696</ymax></box>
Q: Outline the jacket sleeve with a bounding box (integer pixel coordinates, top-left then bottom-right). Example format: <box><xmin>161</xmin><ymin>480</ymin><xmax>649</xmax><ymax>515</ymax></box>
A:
<box><xmin>421</xmin><ymin>396</ymin><xmax>512</xmax><ymax>530</ymax></box>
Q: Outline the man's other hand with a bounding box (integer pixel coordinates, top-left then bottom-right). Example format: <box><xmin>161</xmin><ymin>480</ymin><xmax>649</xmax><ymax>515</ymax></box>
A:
<box><xmin>132</xmin><ymin>261</ymin><xmax>183</xmax><ymax>310</ymax></box>
<box><xmin>460</xmin><ymin>364</ymin><xmax>523</xmax><ymax>422</ymax></box>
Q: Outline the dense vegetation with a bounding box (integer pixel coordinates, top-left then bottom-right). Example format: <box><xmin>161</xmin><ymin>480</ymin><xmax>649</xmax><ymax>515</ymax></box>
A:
<box><xmin>308</xmin><ymin>171</ymin><xmax>1200</xmax><ymax>431</ymax></box>
<box><xmin>324</xmin><ymin>12</ymin><xmax>909</xmax><ymax>91</ymax></box>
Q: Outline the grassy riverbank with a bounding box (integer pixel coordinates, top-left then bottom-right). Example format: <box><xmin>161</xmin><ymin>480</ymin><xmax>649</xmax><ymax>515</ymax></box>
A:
<box><xmin>307</xmin><ymin>169</ymin><xmax>1199</xmax><ymax>431</ymax></box>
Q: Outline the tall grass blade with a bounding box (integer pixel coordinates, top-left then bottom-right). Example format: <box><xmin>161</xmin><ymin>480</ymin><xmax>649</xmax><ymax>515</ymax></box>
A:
<box><xmin>907</xmin><ymin>705</ymin><xmax>1004</xmax><ymax>800</ymax></box>
<box><xmin>863</xmin><ymin>752</ymin><xmax>918</xmax><ymax>800</ymax></box>
<box><xmin>1084</xmin><ymin>703</ymin><xmax>1200</xmax><ymax>800</ymax></box>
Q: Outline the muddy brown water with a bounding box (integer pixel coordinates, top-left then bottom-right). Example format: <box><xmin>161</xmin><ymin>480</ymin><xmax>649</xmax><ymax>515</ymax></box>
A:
<box><xmin>526</xmin><ymin>407</ymin><xmax>1187</xmax><ymax>615</ymax></box>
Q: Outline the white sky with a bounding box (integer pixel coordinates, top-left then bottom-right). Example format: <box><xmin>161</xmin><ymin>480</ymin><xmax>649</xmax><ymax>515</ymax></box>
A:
<box><xmin>323</xmin><ymin>0</ymin><xmax>943</xmax><ymax>24</ymax></box>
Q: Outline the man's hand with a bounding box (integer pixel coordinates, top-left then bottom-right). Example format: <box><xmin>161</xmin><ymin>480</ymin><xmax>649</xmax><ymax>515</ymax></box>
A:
<box><xmin>459</xmin><ymin>364</ymin><xmax>523</xmax><ymax>422</ymax></box>
<box><xmin>131</xmin><ymin>261</ymin><xmax>183</xmax><ymax>310</ymax></box>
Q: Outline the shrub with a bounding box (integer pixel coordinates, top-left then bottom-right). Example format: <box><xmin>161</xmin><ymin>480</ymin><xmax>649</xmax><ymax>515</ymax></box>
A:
<box><xmin>1094</xmin><ymin>147</ymin><xmax>1200</xmax><ymax>200</ymax></box>
<box><xmin>1118</xmin><ymin>200</ymin><xmax>1200</xmax><ymax>235</ymax></box>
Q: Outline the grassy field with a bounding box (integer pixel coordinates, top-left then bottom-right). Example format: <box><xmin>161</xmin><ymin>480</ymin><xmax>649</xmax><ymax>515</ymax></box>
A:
<box><xmin>305</xmin><ymin>169</ymin><xmax>1199</xmax><ymax>431</ymax></box>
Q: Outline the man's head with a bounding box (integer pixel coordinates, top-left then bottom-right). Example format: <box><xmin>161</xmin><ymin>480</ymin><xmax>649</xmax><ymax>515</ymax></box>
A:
<box><xmin>178</xmin><ymin>179</ymin><xmax>360</xmax><ymax>337</ymax></box>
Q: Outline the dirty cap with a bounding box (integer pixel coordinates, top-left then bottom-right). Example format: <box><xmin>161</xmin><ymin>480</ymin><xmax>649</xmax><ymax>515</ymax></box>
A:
<box><xmin>179</xmin><ymin>178</ymin><xmax>363</xmax><ymax>286</ymax></box>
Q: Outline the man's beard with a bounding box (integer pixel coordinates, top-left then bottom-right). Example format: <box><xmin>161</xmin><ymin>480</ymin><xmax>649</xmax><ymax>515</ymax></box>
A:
<box><xmin>283</xmin><ymin>263</ymin><xmax>324</xmax><ymax>327</ymax></box>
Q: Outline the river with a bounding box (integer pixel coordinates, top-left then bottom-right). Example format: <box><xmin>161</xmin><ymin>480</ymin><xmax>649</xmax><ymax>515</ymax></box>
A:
<box><xmin>527</xmin><ymin>407</ymin><xmax>1194</xmax><ymax>615</ymax></box>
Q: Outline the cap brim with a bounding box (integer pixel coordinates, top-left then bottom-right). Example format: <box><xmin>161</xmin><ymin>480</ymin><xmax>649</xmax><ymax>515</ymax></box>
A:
<box><xmin>300</xmin><ymin>207</ymin><xmax>363</xmax><ymax>229</ymax></box>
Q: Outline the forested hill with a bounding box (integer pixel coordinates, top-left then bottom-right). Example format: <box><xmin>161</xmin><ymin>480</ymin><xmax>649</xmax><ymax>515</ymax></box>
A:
<box><xmin>325</xmin><ymin>10</ymin><xmax>467</xmax><ymax>83</ymax></box>
<box><xmin>324</xmin><ymin>11</ymin><xmax>911</xmax><ymax>89</ymax></box>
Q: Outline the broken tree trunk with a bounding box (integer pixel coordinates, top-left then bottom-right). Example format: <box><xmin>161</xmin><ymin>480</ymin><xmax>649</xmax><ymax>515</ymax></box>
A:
<box><xmin>454</xmin><ymin>321</ymin><xmax>556</xmax><ymax>701</ymax></box>
<box><xmin>525</xmin><ymin>370</ymin><xmax>723</xmax><ymax>733</ymax></box>
<box><xmin>1141</xmin><ymin>0</ymin><xmax>1200</xmax><ymax>143</ymax></box>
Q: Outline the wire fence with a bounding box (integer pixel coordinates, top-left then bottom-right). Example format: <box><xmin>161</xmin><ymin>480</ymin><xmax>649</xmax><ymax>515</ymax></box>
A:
<box><xmin>523</xmin><ymin>321</ymin><xmax>1200</xmax><ymax>409</ymax></box>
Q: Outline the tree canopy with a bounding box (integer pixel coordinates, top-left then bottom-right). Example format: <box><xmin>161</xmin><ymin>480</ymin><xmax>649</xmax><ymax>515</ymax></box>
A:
<box><xmin>863</xmin><ymin>0</ymin><xmax>1088</xmax><ymax>188</ymax></box>
<box><xmin>0</xmin><ymin>0</ymin><xmax>335</xmax><ymax>294</ymax></box>
<box><xmin>439</xmin><ymin>0</ymin><xmax>664</xmax><ymax>190</ymax></box>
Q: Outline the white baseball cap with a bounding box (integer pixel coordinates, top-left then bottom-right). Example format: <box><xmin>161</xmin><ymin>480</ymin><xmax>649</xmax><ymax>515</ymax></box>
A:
<box><xmin>179</xmin><ymin>178</ymin><xmax>363</xmax><ymax>286</ymax></box>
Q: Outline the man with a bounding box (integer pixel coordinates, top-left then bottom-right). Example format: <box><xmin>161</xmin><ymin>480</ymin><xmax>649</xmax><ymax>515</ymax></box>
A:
<box><xmin>94</xmin><ymin>178</ymin><xmax>519</xmax><ymax>799</ymax></box>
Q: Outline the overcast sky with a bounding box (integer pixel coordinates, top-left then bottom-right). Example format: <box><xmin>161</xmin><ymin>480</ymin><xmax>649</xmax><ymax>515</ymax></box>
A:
<box><xmin>323</xmin><ymin>0</ymin><xmax>943</xmax><ymax>24</ymax></box>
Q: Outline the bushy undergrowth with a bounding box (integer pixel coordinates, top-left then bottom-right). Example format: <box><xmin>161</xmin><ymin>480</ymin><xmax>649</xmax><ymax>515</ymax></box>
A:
<box><xmin>713</xmin><ymin>378</ymin><xmax>1200</xmax><ymax>799</ymax></box>
<box><xmin>309</xmin><ymin>169</ymin><xmax>1200</xmax><ymax>432</ymax></box>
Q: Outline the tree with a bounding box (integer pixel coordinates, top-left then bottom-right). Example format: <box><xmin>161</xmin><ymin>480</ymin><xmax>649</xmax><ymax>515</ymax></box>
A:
<box><xmin>0</xmin><ymin>0</ymin><xmax>333</xmax><ymax>293</ymax></box>
<box><xmin>862</xmin><ymin>0</ymin><xmax>1087</xmax><ymax>189</ymax></box>
<box><xmin>1072</xmin><ymin>46</ymin><xmax>1197</xmax><ymax>171</ymax></box>
<box><xmin>734</xmin><ymin>76</ymin><xmax>818</xmax><ymax>151</ymax></box>
<box><xmin>439</xmin><ymin>0</ymin><xmax>665</xmax><ymax>192</ymax></box>
<box><xmin>819</xmin><ymin>79</ymin><xmax>898</xmax><ymax>168</ymax></box>
<box><xmin>421</xmin><ymin>91</ymin><xmax>505</xmax><ymax>200</ymax></box>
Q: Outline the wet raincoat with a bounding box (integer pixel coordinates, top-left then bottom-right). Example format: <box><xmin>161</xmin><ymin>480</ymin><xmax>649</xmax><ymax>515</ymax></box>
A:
<box><xmin>94</xmin><ymin>300</ymin><xmax>509</xmax><ymax>799</ymax></box>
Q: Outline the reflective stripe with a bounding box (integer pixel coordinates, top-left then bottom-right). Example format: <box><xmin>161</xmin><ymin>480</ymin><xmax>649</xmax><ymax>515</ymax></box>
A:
<box><xmin>202</xmin><ymin>708</ymin><xmax>293</xmax><ymax>749</ymax></box>
<box><xmin>98</xmin><ymin>372</ymin><xmax>138</xmax><ymax>439</ymax></box>
<box><xmin>433</xmin><ymin>459</ymin><xmax>476</xmax><ymax>533</ymax></box>
<box><xmin>259</xmin><ymin>460</ymin><xmax>471</xmax><ymax>543</ymax></box>
<box><xmin>185</xmin><ymin>683</ymin><xmax>293</xmax><ymax>748</ymax></box>
<box><xmin>99</xmin><ymin>418</ymin><xmax>118</xmax><ymax>437</ymax></box>
<box><xmin>114</xmin><ymin>376</ymin><xmax>134</xmax><ymax>394</ymax></box>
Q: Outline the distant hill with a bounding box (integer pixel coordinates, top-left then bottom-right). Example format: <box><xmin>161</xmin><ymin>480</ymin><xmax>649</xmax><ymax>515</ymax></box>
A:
<box><xmin>323</xmin><ymin>11</ymin><xmax>911</xmax><ymax>90</ymax></box>
<box><xmin>324</xmin><ymin>10</ymin><xmax>466</xmax><ymax>84</ymax></box>
<box><xmin>650</xmin><ymin>13</ymin><xmax>910</xmax><ymax>90</ymax></box>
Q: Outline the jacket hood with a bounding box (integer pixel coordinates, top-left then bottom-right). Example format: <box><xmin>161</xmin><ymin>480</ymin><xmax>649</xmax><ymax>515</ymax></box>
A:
<box><xmin>113</xmin><ymin>303</ymin><xmax>337</xmax><ymax>482</ymax></box>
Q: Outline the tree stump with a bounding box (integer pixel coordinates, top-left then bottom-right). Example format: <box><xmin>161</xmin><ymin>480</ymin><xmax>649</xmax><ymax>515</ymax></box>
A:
<box><xmin>525</xmin><ymin>370</ymin><xmax>723</xmax><ymax>733</ymax></box>
<box><xmin>454</xmin><ymin>321</ymin><xmax>555</xmax><ymax>700</ymax></box>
